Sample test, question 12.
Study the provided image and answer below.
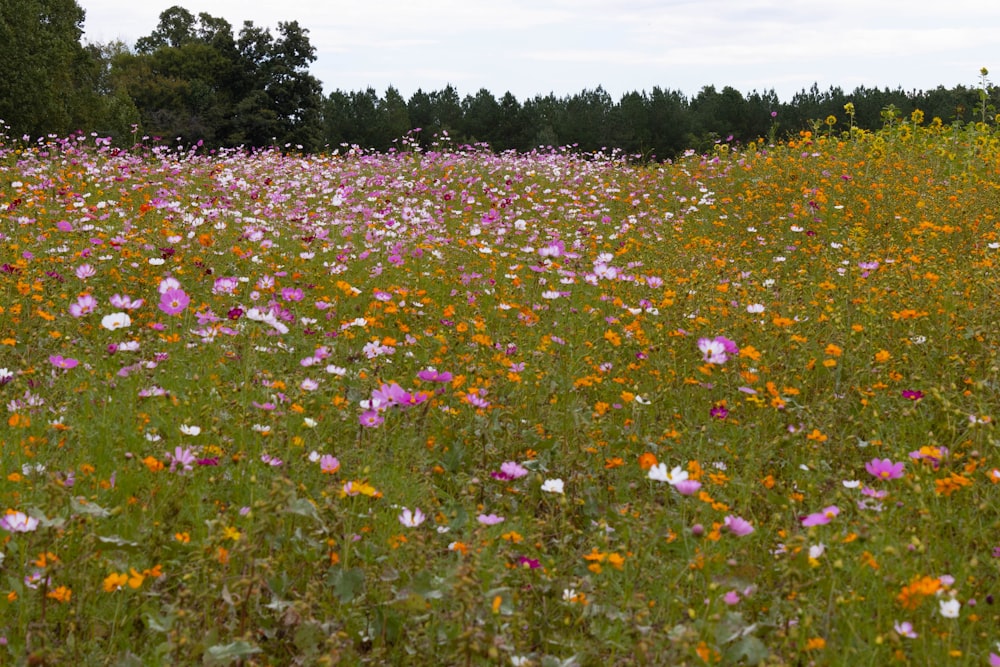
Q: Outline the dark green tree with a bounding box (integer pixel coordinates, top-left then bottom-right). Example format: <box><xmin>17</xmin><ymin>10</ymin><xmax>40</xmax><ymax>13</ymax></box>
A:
<box><xmin>0</xmin><ymin>0</ymin><xmax>97</xmax><ymax>137</ymax></box>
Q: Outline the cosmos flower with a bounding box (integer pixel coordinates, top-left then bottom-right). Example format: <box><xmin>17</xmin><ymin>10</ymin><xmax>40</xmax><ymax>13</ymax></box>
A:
<box><xmin>802</xmin><ymin>505</ymin><xmax>840</xmax><ymax>526</ymax></box>
<box><xmin>0</xmin><ymin>511</ymin><xmax>40</xmax><ymax>532</ymax></box>
<box><xmin>648</xmin><ymin>463</ymin><xmax>689</xmax><ymax>485</ymax></box>
<box><xmin>398</xmin><ymin>507</ymin><xmax>426</xmax><ymax>527</ymax></box>
<box><xmin>158</xmin><ymin>288</ymin><xmax>190</xmax><ymax>316</ymax></box>
<box><xmin>541</xmin><ymin>478</ymin><xmax>565</xmax><ymax>494</ymax></box>
<box><xmin>865</xmin><ymin>458</ymin><xmax>905</xmax><ymax>480</ymax></box>
<box><xmin>723</xmin><ymin>515</ymin><xmax>754</xmax><ymax>536</ymax></box>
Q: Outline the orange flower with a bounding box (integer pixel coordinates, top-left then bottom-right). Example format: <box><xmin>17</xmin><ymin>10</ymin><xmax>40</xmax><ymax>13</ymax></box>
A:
<box><xmin>638</xmin><ymin>452</ymin><xmax>658</xmax><ymax>470</ymax></box>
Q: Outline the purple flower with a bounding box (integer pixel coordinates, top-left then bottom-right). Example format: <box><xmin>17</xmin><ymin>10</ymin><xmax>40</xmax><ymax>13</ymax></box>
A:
<box><xmin>49</xmin><ymin>355</ymin><xmax>79</xmax><ymax>370</ymax></box>
<box><xmin>865</xmin><ymin>458</ymin><xmax>904</xmax><ymax>480</ymax></box>
<box><xmin>710</xmin><ymin>404</ymin><xmax>729</xmax><ymax>419</ymax></box>
<box><xmin>723</xmin><ymin>515</ymin><xmax>754</xmax><ymax>536</ymax></box>
<box><xmin>901</xmin><ymin>390</ymin><xmax>924</xmax><ymax>401</ymax></box>
<box><xmin>477</xmin><ymin>513</ymin><xmax>505</xmax><ymax>526</ymax></box>
<box><xmin>801</xmin><ymin>505</ymin><xmax>840</xmax><ymax>526</ymax></box>
<box><xmin>673</xmin><ymin>479</ymin><xmax>702</xmax><ymax>496</ymax></box>
<box><xmin>69</xmin><ymin>294</ymin><xmax>97</xmax><ymax>317</ymax></box>
<box><xmin>166</xmin><ymin>446</ymin><xmax>196</xmax><ymax>473</ymax></box>
<box><xmin>516</xmin><ymin>555</ymin><xmax>541</xmax><ymax>569</ymax></box>
<box><xmin>158</xmin><ymin>288</ymin><xmax>190</xmax><ymax>316</ymax></box>
<box><xmin>491</xmin><ymin>461</ymin><xmax>528</xmax><ymax>481</ymax></box>
<box><xmin>359</xmin><ymin>410</ymin><xmax>384</xmax><ymax>428</ymax></box>
<box><xmin>417</xmin><ymin>367</ymin><xmax>453</xmax><ymax>383</ymax></box>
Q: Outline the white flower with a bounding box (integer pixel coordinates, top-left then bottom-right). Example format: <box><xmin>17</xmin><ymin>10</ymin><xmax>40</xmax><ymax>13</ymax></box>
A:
<box><xmin>939</xmin><ymin>598</ymin><xmax>960</xmax><ymax>618</ymax></box>
<box><xmin>808</xmin><ymin>543</ymin><xmax>825</xmax><ymax>559</ymax></box>
<box><xmin>541</xmin><ymin>478</ymin><xmax>564</xmax><ymax>494</ymax></box>
<box><xmin>101</xmin><ymin>312</ymin><xmax>131</xmax><ymax>330</ymax></box>
<box><xmin>746</xmin><ymin>303</ymin><xmax>765</xmax><ymax>314</ymax></box>
<box><xmin>398</xmin><ymin>507</ymin><xmax>426</xmax><ymax>528</ymax></box>
<box><xmin>179</xmin><ymin>424</ymin><xmax>201</xmax><ymax>436</ymax></box>
<box><xmin>648</xmin><ymin>463</ymin><xmax>689</xmax><ymax>485</ymax></box>
<box><xmin>842</xmin><ymin>480</ymin><xmax>861</xmax><ymax>489</ymax></box>
<box><xmin>303</xmin><ymin>418</ymin><xmax>317</xmax><ymax>428</ymax></box>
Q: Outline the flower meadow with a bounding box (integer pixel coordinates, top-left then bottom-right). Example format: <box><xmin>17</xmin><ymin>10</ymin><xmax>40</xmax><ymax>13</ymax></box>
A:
<box><xmin>2</xmin><ymin>119</ymin><xmax>1000</xmax><ymax>666</ymax></box>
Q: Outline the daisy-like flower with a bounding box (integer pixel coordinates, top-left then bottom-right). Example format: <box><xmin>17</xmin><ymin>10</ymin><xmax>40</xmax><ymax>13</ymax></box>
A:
<box><xmin>158</xmin><ymin>288</ymin><xmax>190</xmax><ymax>316</ymax></box>
<box><xmin>319</xmin><ymin>455</ymin><xmax>340</xmax><ymax>474</ymax></box>
<box><xmin>49</xmin><ymin>355</ymin><xmax>79</xmax><ymax>370</ymax></box>
<box><xmin>723</xmin><ymin>515</ymin><xmax>754</xmax><ymax>536</ymax></box>
<box><xmin>865</xmin><ymin>458</ymin><xmax>905</xmax><ymax>480</ymax></box>
<box><xmin>69</xmin><ymin>294</ymin><xmax>98</xmax><ymax>317</ymax></box>
<box><xmin>179</xmin><ymin>424</ymin><xmax>201</xmax><ymax>436</ymax></box>
<box><xmin>893</xmin><ymin>621</ymin><xmax>917</xmax><ymax>638</ymax></box>
<box><xmin>697</xmin><ymin>337</ymin><xmax>728</xmax><ymax>365</ymax></box>
<box><xmin>541</xmin><ymin>478</ymin><xmax>565</xmax><ymax>494</ymax></box>
<box><xmin>477</xmin><ymin>513</ymin><xmax>505</xmax><ymax>526</ymax></box>
<box><xmin>398</xmin><ymin>507</ymin><xmax>426</xmax><ymax>528</ymax></box>
<box><xmin>492</xmin><ymin>461</ymin><xmax>528</xmax><ymax>481</ymax></box>
<box><xmin>166</xmin><ymin>446</ymin><xmax>196</xmax><ymax>473</ymax></box>
<box><xmin>802</xmin><ymin>505</ymin><xmax>840</xmax><ymax>526</ymax></box>
<box><xmin>939</xmin><ymin>598</ymin><xmax>960</xmax><ymax>618</ymax></box>
<box><xmin>110</xmin><ymin>293</ymin><xmax>144</xmax><ymax>310</ymax></box>
<box><xmin>0</xmin><ymin>510</ymin><xmax>40</xmax><ymax>532</ymax></box>
<box><xmin>648</xmin><ymin>463</ymin><xmax>689</xmax><ymax>485</ymax></box>
<box><xmin>0</xmin><ymin>368</ymin><xmax>13</xmax><ymax>385</ymax></box>
<box><xmin>101</xmin><ymin>312</ymin><xmax>131</xmax><ymax>331</ymax></box>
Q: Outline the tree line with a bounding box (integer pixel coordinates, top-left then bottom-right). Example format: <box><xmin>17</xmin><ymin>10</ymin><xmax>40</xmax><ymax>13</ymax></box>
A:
<box><xmin>3</xmin><ymin>1</ymin><xmax>998</xmax><ymax>157</ymax></box>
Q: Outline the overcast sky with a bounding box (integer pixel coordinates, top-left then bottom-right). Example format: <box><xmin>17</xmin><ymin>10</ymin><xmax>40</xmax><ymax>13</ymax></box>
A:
<box><xmin>79</xmin><ymin>0</ymin><xmax>998</xmax><ymax>103</ymax></box>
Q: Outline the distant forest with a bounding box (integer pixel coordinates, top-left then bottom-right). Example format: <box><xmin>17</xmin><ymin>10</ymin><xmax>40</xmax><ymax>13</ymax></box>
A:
<box><xmin>3</xmin><ymin>1</ymin><xmax>998</xmax><ymax>157</ymax></box>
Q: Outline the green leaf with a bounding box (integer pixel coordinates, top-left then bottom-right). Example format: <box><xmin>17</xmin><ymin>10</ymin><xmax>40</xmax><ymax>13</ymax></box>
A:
<box><xmin>203</xmin><ymin>641</ymin><xmax>261</xmax><ymax>665</ymax></box>
<box><xmin>71</xmin><ymin>497</ymin><xmax>110</xmax><ymax>518</ymax></box>
<box><xmin>285</xmin><ymin>497</ymin><xmax>324</xmax><ymax>525</ymax></box>
<box><xmin>725</xmin><ymin>636</ymin><xmax>769</xmax><ymax>665</ymax></box>
<box><xmin>328</xmin><ymin>567</ymin><xmax>365</xmax><ymax>603</ymax></box>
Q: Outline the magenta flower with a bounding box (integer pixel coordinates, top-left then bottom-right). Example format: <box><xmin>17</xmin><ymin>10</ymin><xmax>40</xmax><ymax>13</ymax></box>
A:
<box><xmin>723</xmin><ymin>515</ymin><xmax>754</xmax><ymax>536</ymax></box>
<box><xmin>49</xmin><ymin>355</ymin><xmax>79</xmax><ymax>369</ymax></box>
<box><xmin>158</xmin><ymin>288</ymin><xmax>190</xmax><ymax>316</ymax></box>
<box><xmin>901</xmin><ymin>390</ymin><xmax>924</xmax><ymax>401</ymax></box>
<box><xmin>417</xmin><ymin>367</ymin><xmax>453</xmax><ymax>383</ymax></box>
<box><xmin>710</xmin><ymin>404</ymin><xmax>729</xmax><ymax>419</ymax></box>
<box><xmin>801</xmin><ymin>505</ymin><xmax>840</xmax><ymax>526</ymax></box>
<box><xmin>865</xmin><ymin>458</ymin><xmax>905</xmax><ymax>480</ymax></box>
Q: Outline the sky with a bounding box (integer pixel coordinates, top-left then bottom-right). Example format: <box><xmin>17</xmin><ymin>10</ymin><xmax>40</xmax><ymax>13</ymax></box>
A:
<box><xmin>78</xmin><ymin>0</ymin><xmax>999</xmax><ymax>104</ymax></box>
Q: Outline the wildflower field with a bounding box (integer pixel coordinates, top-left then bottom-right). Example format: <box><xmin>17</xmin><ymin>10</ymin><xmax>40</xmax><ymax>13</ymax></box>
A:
<box><xmin>2</xmin><ymin>117</ymin><xmax>1000</xmax><ymax>666</ymax></box>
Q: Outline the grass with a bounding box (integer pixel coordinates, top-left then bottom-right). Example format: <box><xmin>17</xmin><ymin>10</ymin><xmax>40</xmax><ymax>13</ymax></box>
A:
<box><xmin>1</xmin><ymin>118</ymin><xmax>1000</xmax><ymax>666</ymax></box>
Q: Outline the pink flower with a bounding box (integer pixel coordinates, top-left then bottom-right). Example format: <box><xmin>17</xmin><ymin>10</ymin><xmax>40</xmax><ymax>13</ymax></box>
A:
<box><xmin>865</xmin><ymin>458</ymin><xmax>904</xmax><ymax>480</ymax></box>
<box><xmin>358</xmin><ymin>410</ymin><xmax>384</xmax><ymax>428</ymax></box>
<box><xmin>69</xmin><ymin>294</ymin><xmax>97</xmax><ymax>317</ymax></box>
<box><xmin>319</xmin><ymin>455</ymin><xmax>340</xmax><ymax>474</ymax></box>
<box><xmin>49</xmin><ymin>355</ymin><xmax>79</xmax><ymax>370</ymax></box>
<box><xmin>158</xmin><ymin>288</ymin><xmax>190</xmax><ymax>316</ymax></box>
<box><xmin>801</xmin><ymin>505</ymin><xmax>840</xmax><ymax>527</ymax></box>
<box><xmin>901</xmin><ymin>389</ymin><xmax>924</xmax><ymax>401</ymax></box>
<box><xmin>492</xmin><ymin>461</ymin><xmax>528</xmax><ymax>481</ymax></box>
<box><xmin>673</xmin><ymin>479</ymin><xmax>702</xmax><ymax>496</ymax></box>
<box><xmin>723</xmin><ymin>515</ymin><xmax>754</xmax><ymax>536</ymax></box>
<box><xmin>477</xmin><ymin>513</ymin><xmax>505</xmax><ymax>526</ymax></box>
